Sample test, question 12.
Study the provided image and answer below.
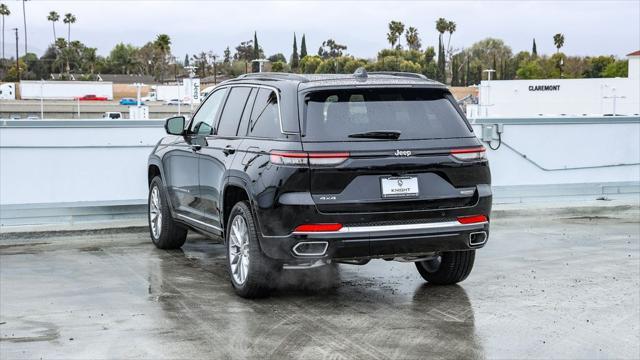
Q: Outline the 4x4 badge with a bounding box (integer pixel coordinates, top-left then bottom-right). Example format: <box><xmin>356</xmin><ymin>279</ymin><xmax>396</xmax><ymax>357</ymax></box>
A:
<box><xmin>395</xmin><ymin>150</ymin><xmax>412</xmax><ymax>157</ymax></box>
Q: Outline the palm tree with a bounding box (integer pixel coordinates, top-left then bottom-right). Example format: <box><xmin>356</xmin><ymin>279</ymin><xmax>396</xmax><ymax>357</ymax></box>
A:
<box><xmin>386</xmin><ymin>20</ymin><xmax>405</xmax><ymax>49</ymax></box>
<box><xmin>553</xmin><ymin>33</ymin><xmax>565</xmax><ymax>53</ymax></box>
<box><xmin>47</xmin><ymin>11</ymin><xmax>59</xmax><ymax>45</ymax></box>
<box><xmin>446</xmin><ymin>21</ymin><xmax>457</xmax><ymax>53</ymax></box>
<box><xmin>63</xmin><ymin>13</ymin><xmax>76</xmax><ymax>44</ymax></box>
<box><xmin>405</xmin><ymin>26</ymin><xmax>421</xmax><ymax>51</ymax></box>
<box><xmin>154</xmin><ymin>34</ymin><xmax>171</xmax><ymax>81</ymax></box>
<box><xmin>0</xmin><ymin>3</ymin><xmax>10</xmax><ymax>60</ymax></box>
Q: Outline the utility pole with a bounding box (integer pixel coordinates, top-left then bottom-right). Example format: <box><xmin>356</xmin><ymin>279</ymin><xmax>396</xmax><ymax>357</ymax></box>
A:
<box><xmin>12</xmin><ymin>28</ymin><xmax>19</xmax><ymax>80</ymax></box>
<box><xmin>22</xmin><ymin>0</ymin><xmax>27</xmax><ymax>55</ymax></box>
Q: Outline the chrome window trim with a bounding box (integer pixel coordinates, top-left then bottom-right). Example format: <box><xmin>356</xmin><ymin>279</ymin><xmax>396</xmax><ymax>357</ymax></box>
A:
<box><xmin>211</xmin><ymin>83</ymin><xmax>296</xmax><ymax>136</ymax></box>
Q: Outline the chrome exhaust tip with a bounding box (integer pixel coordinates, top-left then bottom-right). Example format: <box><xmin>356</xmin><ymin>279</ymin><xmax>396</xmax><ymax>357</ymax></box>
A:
<box><xmin>292</xmin><ymin>241</ymin><xmax>328</xmax><ymax>256</ymax></box>
<box><xmin>469</xmin><ymin>231</ymin><xmax>488</xmax><ymax>246</ymax></box>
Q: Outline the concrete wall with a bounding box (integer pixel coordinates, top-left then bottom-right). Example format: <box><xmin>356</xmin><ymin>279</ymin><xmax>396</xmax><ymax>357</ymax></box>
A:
<box><xmin>1</xmin><ymin>118</ymin><xmax>638</xmax><ymax>225</ymax></box>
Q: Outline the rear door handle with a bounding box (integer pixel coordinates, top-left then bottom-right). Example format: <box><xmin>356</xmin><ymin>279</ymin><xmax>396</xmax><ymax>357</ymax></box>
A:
<box><xmin>222</xmin><ymin>145</ymin><xmax>236</xmax><ymax>155</ymax></box>
<box><xmin>191</xmin><ymin>144</ymin><xmax>201</xmax><ymax>152</ymax></box>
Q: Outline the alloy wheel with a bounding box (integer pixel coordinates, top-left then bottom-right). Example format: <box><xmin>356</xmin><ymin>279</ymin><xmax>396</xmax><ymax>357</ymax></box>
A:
<box><xmin>149</xmin><ymin>186</ymin><xmax>162</xmax><ymax>239</ymax></box>
<box><xmin>229</xmin><ymin>215</ymin><xmax>250</xmax><ymax>285</ymax></box>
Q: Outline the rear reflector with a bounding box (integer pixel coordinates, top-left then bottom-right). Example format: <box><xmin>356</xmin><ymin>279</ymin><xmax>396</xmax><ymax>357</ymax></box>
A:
<box><xmin>451</xmin><ymin>147</ymin><xmax>486</xmax><ymax>161</ymax></box>
<box><xmin>270</xmin><ymin>151</ymin><xmax>349</xmax><ymax>166</ymax></box>
<box><xmin>457</xmin><ymin>215</ymin><xmax>488</xmax><ymax>224</ymax></box>
<box><xmin>294</xmin><ymin>223</ymin><xmax>343</xmax><ymax>232</ymax></box>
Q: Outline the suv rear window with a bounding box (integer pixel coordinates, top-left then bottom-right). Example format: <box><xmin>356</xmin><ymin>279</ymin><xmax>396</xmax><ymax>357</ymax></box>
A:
<box><xmin>303</xmin><ymin>88</ymin><xmax>472</xmax><ymax>141</ymax></box>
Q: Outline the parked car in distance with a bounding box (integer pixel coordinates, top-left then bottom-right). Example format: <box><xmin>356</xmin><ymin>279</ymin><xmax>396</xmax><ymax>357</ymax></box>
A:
<box><xmin>119</xmin><ymin>98</ymin><xmax>143</xmax><ymax>106</ymax></box>
<box><xmin>163</xmin><ymin>98</ymin><xmax>186</xmax><ymax>105</ymax></box>
<box><xmin>102</xmin><ymin>112</ymin><xmax>122</xmax><ymax>119</ymax></box>
<box><xmin>78</xmin><ymin>94</ymin><xmax>108</xmax><ymax>101</ymax></box>
<box><xmin>147</xmin><ymin>69</ymin><xmax>492</xmax><ymax>298</ymax></box>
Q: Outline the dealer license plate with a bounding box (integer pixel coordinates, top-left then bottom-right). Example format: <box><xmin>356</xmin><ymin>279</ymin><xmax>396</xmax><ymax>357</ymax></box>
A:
<box><xmin>381</xmin><ymin>176</ymin><xmax>419</xmax><ymax>198</ymax></box>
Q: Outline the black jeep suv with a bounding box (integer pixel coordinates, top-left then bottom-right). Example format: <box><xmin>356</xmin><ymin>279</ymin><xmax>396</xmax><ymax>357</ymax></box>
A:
<box><xmin>147</xmin><ymin>70</ymin><xmax>491</xmax><ymax>298</ymax></box>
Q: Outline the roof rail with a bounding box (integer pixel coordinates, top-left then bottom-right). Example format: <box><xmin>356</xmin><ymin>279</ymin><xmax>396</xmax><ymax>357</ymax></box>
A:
<box><xmin>368</xmin><ymin>71</ymin><xmax>429</xmax><ymax>80</ymax></box>
<box><xmin>238</xmin><ymin>72</ymin><xmax>309</xmax><ymax>82</ymax></box>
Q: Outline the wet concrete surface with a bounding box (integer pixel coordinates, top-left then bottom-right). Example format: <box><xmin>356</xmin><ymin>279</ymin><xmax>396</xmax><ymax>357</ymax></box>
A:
<box><xmin>1</xmin><ymin>210</ymin><xmax>639</xmax><ymax>359</ymax></box>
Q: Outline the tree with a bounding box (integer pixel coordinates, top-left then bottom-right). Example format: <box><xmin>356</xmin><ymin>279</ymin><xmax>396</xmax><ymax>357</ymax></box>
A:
<box><xmin>193</xmin><ymin>51</ymin><xmax>208</xmax><ymax>77</ymax></box>
<box><xmin>532</xmin><ymin>38</ymin><xmax>537</xmax><ymax>57</ymax></box>
<box><xmin>602</xmin><ymin>60</ymin><xmax>628</xmax><ymax>78</ymax></box>
<box><xmin>583</xmin><ymin>55</ymin><xmax>615</xmax><ymax>78</ymax></box>
<box><xmin>109</xmin><ymin>43</ymin><xmax>139</xmax><ymax>74</ymax></box>
<box><xmin>153</xmin><ymin>34</ymin><xmax>171</xmax><ymax>81</ymax></box>
<box><xmin>318</xmin><ymin>39</ymin><xmax>347</xmax><ymax>59</ymax></box>
<box><xmin>63</xmin><ymin>13</ymin><xmax>76</xmax><ymax>44</ymax></box>
<box><xmin>267</xmin><ymin>53</ymin><xmax>286</xmax><ymax>64</ymax></box>
<box><xmin>435</xmin><ymin>18</ymin><xmax>448</xmax><ymax>82</ymax></box>
<box><xmin>300</xmin><ymin>55</ymin><xmax>321</xmax><ymax>74</ymax></box>
<box><xmin>252</xmin><ymin>31</ymin><xmax>261</xmax><ymax>72</ymax></box>
<box><xmin>291</xmin><ymin>33</ymin><xmax>299</xmax><ymax>69</ymax></box>
<box><xmin>516</xmin><ymin>59</ymin><xmax>545</xmax><ymax>79</ymax></box>
<box><xmin>0</xmin><ymin>3</ymin><xmax>9</xmax><ymax>60</ymax></box>
<box><xmin>553</xmin><ymin>33</ymin><xmax>565</xmax><ymax>53</ymax></box>
<box><xmin>445</xmin><ymin>21</ymin><xmax>456</xmax><ymax>53</ymax></box>
<box><xmin>184</xmin><ymin>53</ymin><xmax>189</xmax><ymax>67</ymax></box>
<box><xmin>271</xmin><ymin>61</ymin><xmax>285</xmax><ymax>72</ymax></box>
<box><xmin>47</xmin><ymin>11</ymin><xmax>59</xmax><ymax>45</ymax></box>
<box><xmin>405</xmin><ymin>26</ymin><xmax>421</xmax><ymax>51</ymax></box>
<box><xmin>223</xmin><ymin>46</ymin><xmax>231</xmax><ymax>63</ymax></box>
<box><xmin>300</xmin><ymin>34</ymin><xmax>307</xmax><ymax>59</ymax></box>
<box><xmin>234</xmin><ymin>40</ymin><xmax>254</xmax><ymax>61</ymax></box>
<box><xmin>386</xmin><ymin>20</ymin><xmax>405</xmax><ymax>49</ymax></box>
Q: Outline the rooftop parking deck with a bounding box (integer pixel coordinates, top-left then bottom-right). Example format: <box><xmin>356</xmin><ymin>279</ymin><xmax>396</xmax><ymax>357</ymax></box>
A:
<box><xmin>1</xmin><ymin>201</ymin><xmax>638</xmax><ymax>359</ymax></box>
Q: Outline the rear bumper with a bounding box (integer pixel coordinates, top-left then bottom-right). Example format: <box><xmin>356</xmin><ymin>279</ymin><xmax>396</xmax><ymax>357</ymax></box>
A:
<box><xmin>259</xmin><ymin>220</ymin><xmax>490</xmax><ymax>262</ymax></box>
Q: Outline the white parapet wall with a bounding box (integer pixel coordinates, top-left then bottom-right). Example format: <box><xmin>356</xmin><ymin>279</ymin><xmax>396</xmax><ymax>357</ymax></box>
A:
<box><xmin>468</xmin><ymin>77</ymin><xmax>640</xmax><ymax>118</ymax></box>
<box><xmin>0</xmin><ymin>117</ymin><xmax>639</xmax><ymax>226</ymax></box>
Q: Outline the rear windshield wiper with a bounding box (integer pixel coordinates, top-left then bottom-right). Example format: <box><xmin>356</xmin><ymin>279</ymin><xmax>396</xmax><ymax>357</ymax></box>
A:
<box><xmin>347</xmin><ymin>131</ymin><xmax>401</xmax><ymax>139</ymax></box>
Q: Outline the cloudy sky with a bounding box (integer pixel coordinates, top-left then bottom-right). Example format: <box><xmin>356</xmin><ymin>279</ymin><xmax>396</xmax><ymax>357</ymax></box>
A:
<box><xmin>2</xmin><ymin>0</ymin><xmax>639</xmax><ymax>59</ymax></box>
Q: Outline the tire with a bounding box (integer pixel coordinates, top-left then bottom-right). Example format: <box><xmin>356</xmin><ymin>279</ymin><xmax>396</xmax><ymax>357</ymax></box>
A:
<box><xmin>225</xmin><ymin>200</ymin><xmax>279</xmax><ymax>298</ymax></box>
<box><xmin>415</xmin><ymin>250</ymin><xmax>475</xmax><ymax>285</ymax></box>
<box><xmin>148</xmin><ymin>176</ymin><xmax>187</xmax><ymax>249</ymax></box>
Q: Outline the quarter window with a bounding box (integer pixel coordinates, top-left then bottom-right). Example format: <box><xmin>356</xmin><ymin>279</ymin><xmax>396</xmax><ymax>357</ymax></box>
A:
<box><xmin>248</xmin><ymin>88</ymin><xmax>281</xmax><ymax>138</ymax></box>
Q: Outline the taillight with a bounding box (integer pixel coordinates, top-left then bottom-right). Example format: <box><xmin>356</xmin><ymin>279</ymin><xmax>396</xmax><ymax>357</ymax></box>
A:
<box><xmin>294</xmin><ymin>223</ymin><xmax>343</xmax><ymax>232</ymax></box>
<box><xmin>270</xmin><ymin>151</ymin><xmax>349</xmax><ymax>166</ymax></box>
<box><xmin>457</xmin><ymin>215</ymin><xmax>488</xmax><ymax>224</ymax></box>
<box><xmin>451</xmin><ymin>147</ymin><xmax>486</xmax><ymax>161</ymax></box>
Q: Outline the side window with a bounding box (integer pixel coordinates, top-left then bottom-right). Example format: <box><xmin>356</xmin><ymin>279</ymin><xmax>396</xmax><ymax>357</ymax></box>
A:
<box><xmin>191</xmin><ymin>88</ymin><xmax>228</xmax><ymax>135</ymax></box>
<box><xmin>248</xmin><ymin>89</ymin><xmax>281</xmax><ymax>138</ymax></box>
<box><xmin>236</xmin><ymin>88</ymin><xmax>257</xmax><ymax>137</ymax></box>
<box><xmin>216</xmin><ymin>87</ymin><xmax>252</xmax><ymax>136</ymax></box>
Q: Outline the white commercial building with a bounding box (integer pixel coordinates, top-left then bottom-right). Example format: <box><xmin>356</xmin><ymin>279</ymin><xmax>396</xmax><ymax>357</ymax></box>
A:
<box><xmin>19</xmin><ymin>80</ymin><xmax>114</xmax><ymax>100</ymax></box>
<box><xmin>468</xmin><ymin>51</ymin><xmax>640</xmax><ymax>118</ymax></box>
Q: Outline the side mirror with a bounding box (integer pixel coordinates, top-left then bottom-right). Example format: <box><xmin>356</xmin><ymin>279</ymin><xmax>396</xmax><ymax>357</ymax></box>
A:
<box><xmin>165</xmin><ymin>116</ymin><xmax>185</xmax><ymax>135</ymax></box>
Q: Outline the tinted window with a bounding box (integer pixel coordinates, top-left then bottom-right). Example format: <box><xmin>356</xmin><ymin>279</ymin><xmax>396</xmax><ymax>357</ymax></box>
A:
<box><xmin>191</xmin><ymin>88</ymin><xmax>228</xmax><ymax>135</ymax></box>
<box><xmin>304</xmin><ymin>88</ymin><xmax>472</xmax><ymax>141</ymax></box>
<box><xmin>248</xmin><ymin>88</ymin><xmax>281</xmax><ymax>138</ymax></box>
<box><xmin>237</xmin><ymin>88</ymin><xmax>257</xmax><ymax>137</ymax></box>
<box><xmin>217</xmin><ymin>87</ymin><xmax>252</xmax><ymax>136</ymax></box>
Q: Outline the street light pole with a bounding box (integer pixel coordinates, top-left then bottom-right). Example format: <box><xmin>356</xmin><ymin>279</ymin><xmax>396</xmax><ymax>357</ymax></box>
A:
<box><xmin>12</xmin><ymin>28</ymin><xmax>19</xmax><ymax>80</ymax></box>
